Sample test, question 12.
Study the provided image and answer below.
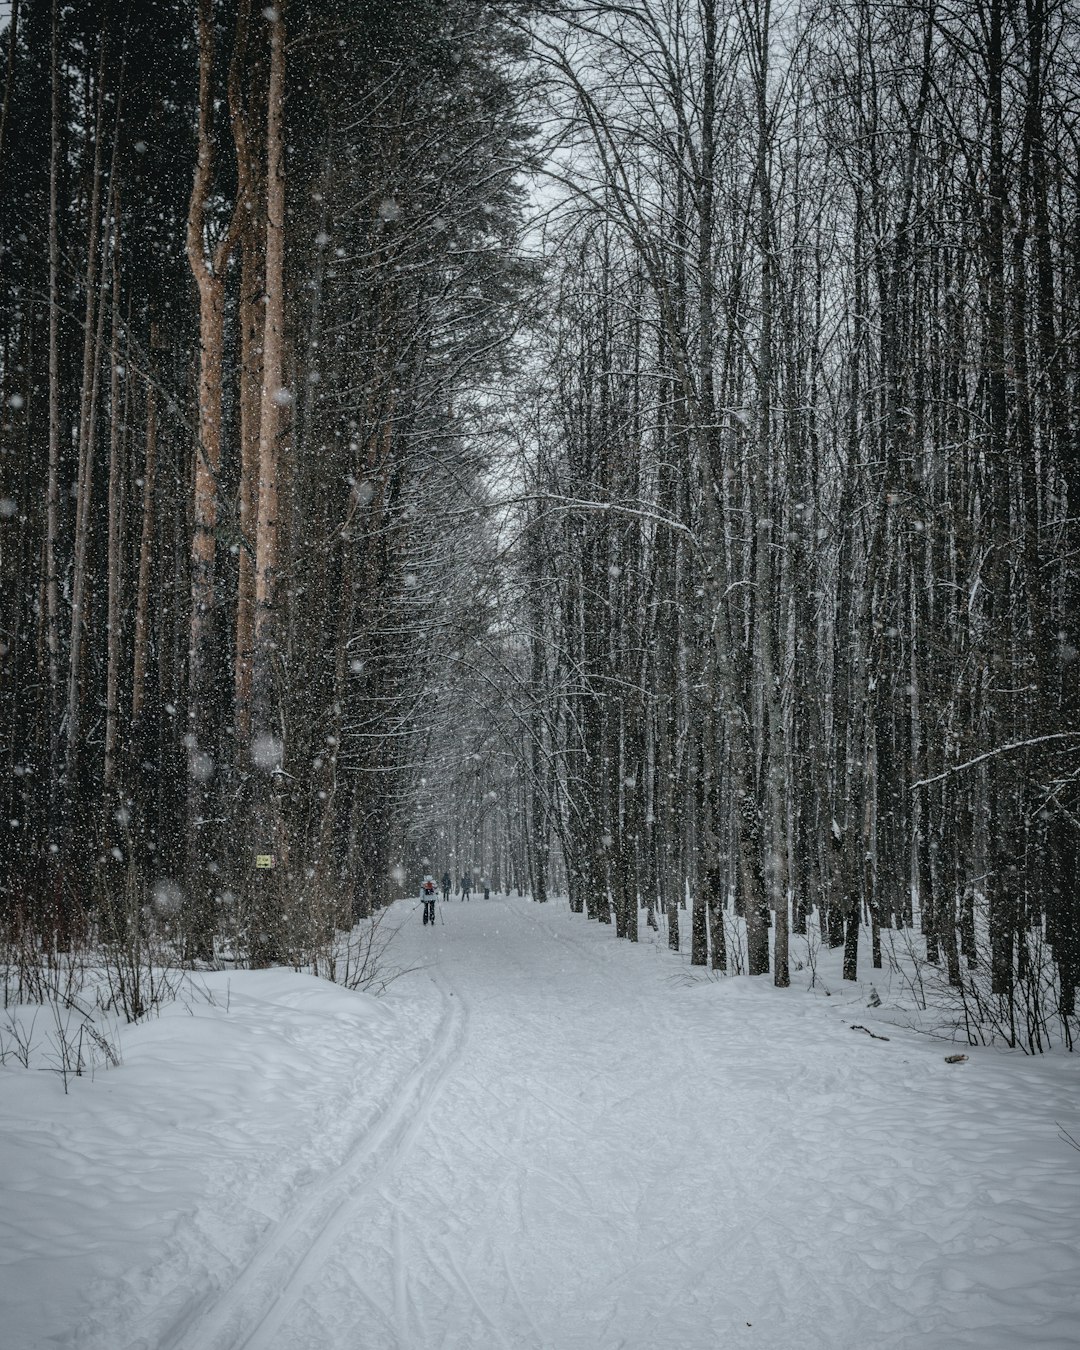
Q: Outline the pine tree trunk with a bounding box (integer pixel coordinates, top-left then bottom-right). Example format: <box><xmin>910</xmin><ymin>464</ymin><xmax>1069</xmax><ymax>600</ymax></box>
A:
<box><xmin>249</xmin><ymin>0</ymin><xmax>288</xmax><ymax>963</ymax></box>
<box><xmin>184</xmin><ymin>0</ymin><xmax>246</xmax><ymax>960</ymax></box>
<box><xmin>232</xmin><ymin>0</ymin><xmax>259</xmax><ymax>750</ymax></box>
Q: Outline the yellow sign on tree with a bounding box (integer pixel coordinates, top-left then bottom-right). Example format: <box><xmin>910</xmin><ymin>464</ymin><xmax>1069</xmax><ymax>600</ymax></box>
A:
<box><xmin>255</xmin><ymin>854</ymin><xmax>273</xmax><ymax>870</ymax></box>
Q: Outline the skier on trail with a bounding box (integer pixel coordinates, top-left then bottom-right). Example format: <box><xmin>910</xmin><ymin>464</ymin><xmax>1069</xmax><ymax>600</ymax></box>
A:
<box><xmin>460</xmin><ymin>872</ymin><xmax>472</xmax><ymax>902</ymax></box>
<box><xmin>421</xmin><ymin>876</ymin><xmax>437</xmax><ymax>926</ymax></box>
<box><xmin>441</xmin><ymin>870</ymin><xmax>452</xmax><ymax>902</ymax></box>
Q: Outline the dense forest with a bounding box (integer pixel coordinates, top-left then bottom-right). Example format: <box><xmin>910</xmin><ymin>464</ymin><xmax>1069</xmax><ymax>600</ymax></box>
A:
<box><xmin>0</xmin><ymin>0</ymin><xmax>533</xmax><ymax>971</ymax></box>
<box><xmin>1</xmin><ymin>0</ymin><xmax>1078</xmax><ymax>1049</ymax></box>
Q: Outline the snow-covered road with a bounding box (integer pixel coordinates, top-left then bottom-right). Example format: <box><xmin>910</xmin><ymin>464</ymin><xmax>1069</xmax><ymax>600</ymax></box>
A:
<box><xmin>4</xmin><ymin>895</ymin><xmax>1080</xmax><ymax>1349</ymax></box>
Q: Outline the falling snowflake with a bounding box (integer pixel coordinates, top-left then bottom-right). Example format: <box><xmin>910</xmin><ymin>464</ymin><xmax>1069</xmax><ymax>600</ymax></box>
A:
<box><xmin>190</xmin><ymin>750</ymin><xmax>215</xmax><ymax>783</ymax></box>
<box><xmin>251</xmin><ymin>735</ymin><xmax>283</xmax><ymax>771</ymax></box>
<box><xmin>152</xmin><ymin>879</ymin><xmax>184</xmax><ymax>915</ymax></box>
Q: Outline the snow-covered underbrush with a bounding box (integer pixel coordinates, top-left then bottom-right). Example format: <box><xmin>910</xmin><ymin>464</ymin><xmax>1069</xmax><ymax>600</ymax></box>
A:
<box><xmin>213</xmin><ymin>871</ymin><xmax>407</xmax><ymax>987</ymax></box>
<box><xmin>650</xmin><ymin>899</ymin><xmax>1077</xmax><ymax>1054</ymax></box>
<box><xmin>876</xmin><ymin>916</ymin><xmax>1076</xmax><ymax>1055</ymax></box>
<box><xmin>303</xmin><ymin>906</ymin><xmax>411</xmax><ymax>995</ymax></box>
<box><xmin>0</xmin><ymin>882</ymin><xmax>408</xmax><ymax>1089</ymax></box>
<box><xmin>0</xmin><ymin>920</ymin><xmax>218</xmax><ymax>1089</ymax></box>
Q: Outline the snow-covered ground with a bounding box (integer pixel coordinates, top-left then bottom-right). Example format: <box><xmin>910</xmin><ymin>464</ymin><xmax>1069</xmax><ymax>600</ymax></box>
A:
<box><xmin>2</xmin><ymin>894</ymin><xmax>1079</xmax><ymax>1350</ymax></box>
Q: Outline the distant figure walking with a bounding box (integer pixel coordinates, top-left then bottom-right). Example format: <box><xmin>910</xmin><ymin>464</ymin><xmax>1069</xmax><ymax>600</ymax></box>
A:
<box><xmin>441</xmin><ymin>870</ymin><xmax>452</xmax><ymax>902</ymax></box>
<box><xmin>421</xmin><ymin>876</ymin><xmax>436</xmax><ymax>926</ymax></box>
<box><xmin>482</xmin><ymin>878</ymin><xmax>490</xmax><ymax>900</ymax></box>
<box><xmin>460</xmin><ymin>872</ymin><xmax>472</xmax><ymax>902</ymax></box>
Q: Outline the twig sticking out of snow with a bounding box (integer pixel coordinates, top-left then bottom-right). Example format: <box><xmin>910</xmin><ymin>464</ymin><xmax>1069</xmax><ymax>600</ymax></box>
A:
<box><xmin>850</xmin><ymin>1024</ymin><xmax>891</xmax><ymax>1041</ymax></box>
<box><xmin>1058</xmin><ymin>1124</ymin><xmax>1080</xmax><ymax>1153</ymax></box>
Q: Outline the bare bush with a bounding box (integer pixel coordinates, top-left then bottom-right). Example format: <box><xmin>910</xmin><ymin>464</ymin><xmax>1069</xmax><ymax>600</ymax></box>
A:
<box><xmin>881</xmin><ymin>897</ymin><xmax>1077</xmax><ymax>1053</ymax></box>
<box><xmin>310</xmin><ymin>906</ymin><xmax>411</xmax><ymax>995</ymax></box>
<box><xmin>0</xmin><ymin>1008</ymin><xmax>40</xmax><ymax>1067</ymax></box>
<box><xmin>94</xmin><ymin>868</ymin><xmax>197</xmax><ymax>1023</ymax></box>
<box><xmin>44</xmin><ymin>998</ymin><xmax>122</xmax><ymax>1093</ymax></box>
<box><xmin>278</xmin><ymin>870</ymin><xmax>409</xmax><ymax>994</ymax></box>
<box><xmin>2</xmin><ymin>907</ymin><xmax>93</xmax><ymax>1009</ymax></box>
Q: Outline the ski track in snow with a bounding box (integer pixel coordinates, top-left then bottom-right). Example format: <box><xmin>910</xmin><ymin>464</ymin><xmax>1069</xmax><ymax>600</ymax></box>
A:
<box><xmin>3</xmin><ymin>894</ymin><xmax>1080</xmax><ymax>1350</ymax></box>
<box><xmin>158</xmin><ymin>970</ymin><xmax>467</xmax><ymax>1350</ymax></box>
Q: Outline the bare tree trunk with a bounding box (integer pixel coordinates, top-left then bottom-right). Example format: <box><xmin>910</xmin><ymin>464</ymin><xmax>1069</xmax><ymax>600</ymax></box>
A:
<box><xmin>235</xmin><ymin>234</ymin><xmax>262</xmax><ymax>748</ymax></box>
<box><xmin>131</xmin><ymin>325</ymin><xmax>159</xmax><ymax>729</ymax></box>
<box><xmin>103</xmin><ymin>261</ymin><xmax>124</xmax><ymax>791</ymax></box>
<box><xmin>526</xmin><ymin>517</ymin><xmax>550</xmax><ymax>905</ymax></box>
<box><xmin>0</xmin><ymin>0</ymin><xmax>19</xmax><ymax>312</ymax></box>
<box><xmin>63</xmin><ymin>35</ymin><xmax>116</xmax><ymax>812</ymax></box>
<box><xmin>45</xmin><ymin>0</ymin><xmax>63</xmax><ymax>925</ymax></box>
<box><xmin>0</xmin><ymin>0</ymin><xmax>19</xmax><ymax>200</ymax></box>
<box><xmin>984</xmin><ymin>0</ymin><xmax>1015</xmax><ymax>1001</ymax></box>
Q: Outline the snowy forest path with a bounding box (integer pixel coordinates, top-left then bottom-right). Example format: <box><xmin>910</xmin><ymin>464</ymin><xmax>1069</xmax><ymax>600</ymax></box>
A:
<box><xmin>182</xmin><ymin>894</ymin><xmax>1079</xmax><ymax>1350</ymax></box>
